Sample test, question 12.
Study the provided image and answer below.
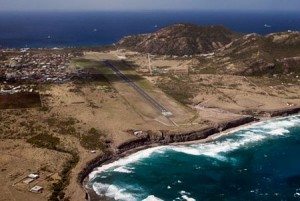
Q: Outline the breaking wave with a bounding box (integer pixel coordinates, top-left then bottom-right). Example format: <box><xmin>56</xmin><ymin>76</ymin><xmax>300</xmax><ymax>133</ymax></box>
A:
<box><xmin>89</xmin><ymin>146</ymin><xmax>167</xmax><ymax>180</ymax></box>
<box><xmin>142</xmin><ymin>195</ymin><xmax>164</xmax><ymax>201</ymax></box>
<box><xmin>93</xmin><ymin>182</ymin><xmax>163</xmax><ymax>201</ymax></box>
<box><xmin>179</xmin><ymin>191</ymin><xmax>196</xmax><ymax>201</ymax></box>
<box><xmin>113</xmin><ymin>166</ymin><xmax>135</xmax><ymax>174</ymax></box>
<box><xmin>93</xmin><ymin>183</ymin><xmax>137</xmax><ymax>201</ymax></box>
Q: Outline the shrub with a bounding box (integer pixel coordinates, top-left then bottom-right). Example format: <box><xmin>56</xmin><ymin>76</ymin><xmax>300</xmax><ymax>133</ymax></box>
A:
<box><xmin>27</xmin><ymin>133</ymin><xmax>60</xmax><ymax>150</ymax></box>
<box><xmin>80</xmin><ymin>128</ymin><xmax>107</xmax><ymax>150</ymax></box>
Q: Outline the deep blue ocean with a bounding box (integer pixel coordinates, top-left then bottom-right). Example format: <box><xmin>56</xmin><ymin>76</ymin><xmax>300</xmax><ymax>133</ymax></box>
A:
<box><xmin>0</xmin><ymin>11</ymin><xmax>300</xmax><ymax>48</ymax></box>
<box><xmin>88</xmin><ymin>115</ymin><xmax>300</xmax><ymax>201</ymax></box>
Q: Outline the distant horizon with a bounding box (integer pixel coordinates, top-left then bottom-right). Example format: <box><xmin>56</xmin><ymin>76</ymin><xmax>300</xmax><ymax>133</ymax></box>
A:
<box><xmin>0</xmin><ymin>9</ymin><xmax>300</xmax><ymax>13</ymax></box>
<box><xmin>1</xmin><ymin>10</ymin><xmax>299</xmax><ymax>48</ymax></box>
<box><xmin>0</xmin><ymin>0</ymin><xmax>299</xmax><ymax>12</ymax></box>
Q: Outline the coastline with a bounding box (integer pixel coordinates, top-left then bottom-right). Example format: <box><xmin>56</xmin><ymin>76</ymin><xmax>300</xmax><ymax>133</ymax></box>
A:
<box><xmin>79</xmin><ymin>106</ymin><xmax>300</xmax><ymax>201</ymax></box>
<box><xmin>1</xmin><ymin>17</ymin><xmax>299</xmax><ymax>201</ymax></box>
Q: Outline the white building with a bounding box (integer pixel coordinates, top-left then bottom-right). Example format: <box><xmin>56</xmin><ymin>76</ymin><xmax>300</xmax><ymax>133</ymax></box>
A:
<box><xmin>30</xmin><ymin>186</ymin><xmax>43</xmax><ymax>193</ymax></box>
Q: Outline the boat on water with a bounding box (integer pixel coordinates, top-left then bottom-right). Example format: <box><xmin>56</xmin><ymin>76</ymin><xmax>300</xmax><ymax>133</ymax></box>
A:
<box><xmin>264</xmin><ymin>24</ymin><xmax>271</xmax><ymax>28</ymax></box>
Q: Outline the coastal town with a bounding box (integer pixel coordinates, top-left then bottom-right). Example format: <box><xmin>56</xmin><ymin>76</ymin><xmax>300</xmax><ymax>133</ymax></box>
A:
<box><xmin>0</xmin><ymin>48</ymin><xmax>83</xmax><ymax>94</ymax></box>
<box><xmin>0</xmin><ymin>49</ymin><xmax>83</xmax><ymax>82</ymax></box>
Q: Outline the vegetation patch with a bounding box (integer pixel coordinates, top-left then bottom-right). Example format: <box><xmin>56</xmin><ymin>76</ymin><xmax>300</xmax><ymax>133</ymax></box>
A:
<box><xmin>27</xmin><ymin>133</ymin><xmax>60</xmax><ymax>150</ymax></box>
<box><xmin>80</xmin><ymin>128</ymin><xmax>107</xmax><ymax>150</ymax></box>
<box><xmin>45</xmin><ymin>116</ymin><xmax>79</xmax><ymax>136</ymax></box>
<box><xmin>157</xmin><ymin>75</ymin><xmax>196</xmax><ymax>104</ymax></box>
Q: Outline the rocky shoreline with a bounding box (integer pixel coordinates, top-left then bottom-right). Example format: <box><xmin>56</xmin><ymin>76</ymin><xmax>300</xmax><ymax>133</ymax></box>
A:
<box><xmin>78</xmin><ymin>106</ymin><xmax>300</xmax><ymax>201</ymax></box>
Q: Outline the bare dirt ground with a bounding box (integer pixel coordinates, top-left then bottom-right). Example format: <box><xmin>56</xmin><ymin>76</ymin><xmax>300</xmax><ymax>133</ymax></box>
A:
<box><xmin>190</xmin><ymin>74</ymin><xmax>300</xmax><ymax>111</ymax></box>
<box><xmin>0</xmin><ymin>139</ymin><xmax>70</xmax><ymax>201</ymax></box>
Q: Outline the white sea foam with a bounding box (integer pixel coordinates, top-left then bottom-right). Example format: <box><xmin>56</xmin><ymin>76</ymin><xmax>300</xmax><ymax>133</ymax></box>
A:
<box><xmin>180</xmin><ymin>191</ymin><xmax>195</xmax><ymax>201</ymax></box>
<box><xmin>113</xmin><ymin>166</ymin><xmax>134</xmax><ymax>173</ymax></box>
<box><xmin>268</xmin><ymin>128</ymin><xmax>290</xmax><ymax>135</ymax></box>
<box><xmin>169</xmin><ymin>132</ymin><xmax>265</xmax><ymax>160</ymax></box>
<box><xmin>93</xmin><ymin>183</ymin><xmax>137</xmax><ymax>201</ymax></box>
<box><xmin>260</xmin><ymin>120</ymin><xmax>297</xmax><ymax>130</ymax></box>
<box><xmin>142</xmin><ymin>195</ymin><xmax>164</xmax><ymax>201</ymax></box>
<box><xmin>181</xmin><ymin>195</ymin><xmax>196</xmax><ymax>201</ymax></box>
<box><xmin>93</xmin><ymin>182</ymin><xmax>163</xmax><ymax>201</ymax></box>
<box><xmin>180</xmin><ymin>190</ymin><xmax>190</xmax><ymax>195</ymax></box>
<box><xmin>167</xmin><ymin>115</ymin><xmax>300</xmax><ymax>159</ymax></box>
<box><xmin>89</xmin><ymin>146</ymin><xmax>166</xmax><ymax>179</ymax></box>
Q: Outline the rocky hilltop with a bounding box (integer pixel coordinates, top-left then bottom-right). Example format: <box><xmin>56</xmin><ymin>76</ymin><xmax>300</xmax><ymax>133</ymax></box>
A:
<box><xmin>118</xmin><ymin>23</ymin><xmax>300</xmax><ymax>76</ymax></box>
<box><xmin>118</xmin><ymin>23</ymin><xmax>239</xmax><ymax>56</ymax></box>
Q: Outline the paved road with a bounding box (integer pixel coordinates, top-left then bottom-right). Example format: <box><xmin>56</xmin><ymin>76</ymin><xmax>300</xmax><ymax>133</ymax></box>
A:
<box><xmin>103</xmin><ymin>60</ymin><xmax>172</xmax><ymax>117</ymax></box>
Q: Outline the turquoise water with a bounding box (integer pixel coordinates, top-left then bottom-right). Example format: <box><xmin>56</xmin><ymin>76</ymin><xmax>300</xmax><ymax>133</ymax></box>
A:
<box><xmin>88</xmin><ymin>115</ymin><xmax>300</xmax><ymax>201</ymax></box>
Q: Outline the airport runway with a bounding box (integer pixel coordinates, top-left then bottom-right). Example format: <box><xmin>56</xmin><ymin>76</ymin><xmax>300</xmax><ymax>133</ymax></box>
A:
<box><xmin>103</xmin><ymin>60</ymin><xmax>172</xmax><ymax>117</ymax></box>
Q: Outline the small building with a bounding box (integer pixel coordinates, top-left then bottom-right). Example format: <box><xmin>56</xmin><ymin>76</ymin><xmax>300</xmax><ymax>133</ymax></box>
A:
<box><xmin>23</xmin><ymin>178</ymin><xmax>35</xmax><ymax>184</ymax></box>
<box><xmin>132</xmin><ymin>130</ymin><xmax>148</xmax><ymax>138</ymax></box>
<box><xmin>117</xmin><ymin>55</ymin><xmax>126</xmax><ymax>60</ymax></box>
<box><xmin>30</xmin><ymin>186</ymin><xmax>43</xmax><ymax>193</ymax></box>
<box><xmin>162</xmin><ymin>111</ymin><xmax>173</xmax><ymax>117</ymax></box>
<box><xmin>133</xmin><ymin>130</ymin><xmax>143</xmax><ymax>136</ymax></box>
<box><xmin>28</xmin><ymin>173</ymin><xmax>39</xmax><ymax>179</ymax></box>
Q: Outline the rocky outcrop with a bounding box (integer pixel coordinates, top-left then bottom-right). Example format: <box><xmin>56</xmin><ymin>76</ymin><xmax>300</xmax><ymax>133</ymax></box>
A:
<box><xmin>116</xmin><ymin>115</ymin><xmax>255</xmax><ymax>153</ymax></box>
<box><xmin>118</xmin><ymin>24</ymin><xmax>239</xmax><ymax>56</ymax></box>
<box><xmin>268</xmin><ymin>106</ymin><xmax>300</xmax><ymax>117</ymax></box>
<box><xmin>163</xmin><ymin>127</ymin><xmax>217</xmax><ymax>143</ymax></box>
<box><xmin>241</xmin><ymin>106</ymin><xmax>300</xmax><ymax>118</ymax></box>
<box><xmin>117</xmin><ymin>137</ymin><xmax>151</xmax><ymax>153</ymax></box>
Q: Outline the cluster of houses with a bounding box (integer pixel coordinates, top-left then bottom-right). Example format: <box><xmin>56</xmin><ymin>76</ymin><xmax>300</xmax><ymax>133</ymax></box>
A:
<box><xmin>0</xmin><ymin>84</ymin><xmax>36</xmax><ymax>94</ymax></box>
<box><xmin>0</xmin><ymin>49</ymin><xmax>81</xmax><ymax>84</ymax></box>
<box><xmin>13</xmin><ymin>173</ymin><xmax>44</xmax><ymax>194</ymax></box>
<box><xmin>23</xmin><ymin>173</ymin><xmax>43</xmax><ymax>193</ymax></box>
